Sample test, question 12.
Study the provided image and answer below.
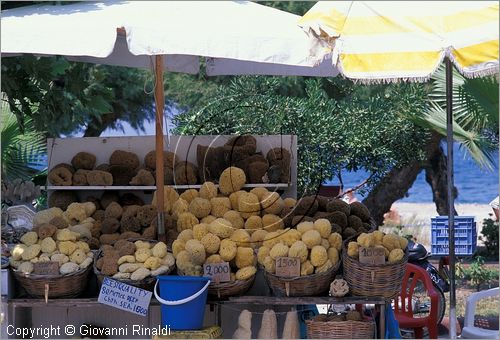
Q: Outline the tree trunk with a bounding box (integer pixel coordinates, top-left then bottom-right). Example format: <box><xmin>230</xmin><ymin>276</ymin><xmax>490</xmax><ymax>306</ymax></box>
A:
<box><xmin>362</xmin><ymin>161</ymin><xmax>423</xmax><ymax>226</ymax></box>
<box><xmin>363</xmin><ymin>132</ymin><xmax>458</xmax><ymax>226</ymax></box>
<box><xmin>83</xmin><ymin>110</ymin><xmax>120</xmax><ymax>137</ymax></box>
<box><xmin>424</xmin><ymin>132</ymin><xmax>458</xmax><ymax>215</ymax></box>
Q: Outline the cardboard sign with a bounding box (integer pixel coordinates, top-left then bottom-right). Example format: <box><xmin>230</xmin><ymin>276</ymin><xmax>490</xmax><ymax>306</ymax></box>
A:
<box><xmin>359</xmin><ymin>247</ymin><xmax>386</xmax><ymax>265</ymax></box>
<box><xmin>98</xmin><ymin>277</ymin><xmax>152</xmax><ymax>316</ymax></box>
<box><xmin>33</xmin><ymin>261</ymin><xmax>59</xmax><ymax>275</ymax></box>
<box><xmin>203</xmin><ymin>262</ymin><xmax>230</xmax><ymax>283</ymax></box>
<box><xmin>275</xmin><ymin>257</ymin><xmax>300</xmax><ymax>277</ymax></box>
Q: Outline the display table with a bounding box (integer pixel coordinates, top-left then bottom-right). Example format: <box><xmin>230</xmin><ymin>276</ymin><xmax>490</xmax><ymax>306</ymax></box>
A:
<box><xmin>8</xmin><ymin>296</ymin><xmax>390</xmax><ymax>339</ymax></box>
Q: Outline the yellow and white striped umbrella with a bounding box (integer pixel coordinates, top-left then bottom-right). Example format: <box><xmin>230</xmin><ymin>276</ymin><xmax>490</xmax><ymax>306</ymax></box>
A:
<box><xmin>299</xmin><ymin>1</ymin><xmax>499</xmax><ymax>82</ymax></box>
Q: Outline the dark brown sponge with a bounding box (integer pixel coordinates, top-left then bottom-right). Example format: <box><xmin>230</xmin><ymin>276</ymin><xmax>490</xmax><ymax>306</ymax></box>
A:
<box><xmin>294</xmin><ymin>196</ymin><xmax>319</xmax><ymax>216</ymax></box>
<box><xmin>101</xmin><ymin>218</ymin><xmax>121</xmax><ymax>234</ymax></box>
<box><xmin>109</xmin><ymin>150</ymin><xmax>140</xmax><ymax>170</ymax></box>
<box><xmin>350</xmin><ymin>202</ymin><xmax>371</xmax><ymax>222</ymax></box>
<box><xmin>48</xmin><ymin>190</ymin><xmax>78</xmax><ymax>210</ymax></box>
<box><xmin>173</xmin><ymin>161</ymin><xmax>198</xmax><ymax>185</ymax></box>
<box><xmin>144</xmin><ymin>150</ymin><xmax>178</xmax><ymax>170</ymax></box>
<box><xmin>109</xmin><ymin>165</ymin><xmax>136</xmax><ymax>186</ymax></box>
<box><xmin>71</xmin><ymin>152</ymin><xmax>96</xmax><ymax>170</ymax></box>
<box><xmin>100</xmin><ymin>191</ymin><xmax>120</xmax><ymax>209</ymax></box>
<box><xmin>129</xmin><ymin>169</ymin><xmax>155</xmax><ymax>186</ymax></box>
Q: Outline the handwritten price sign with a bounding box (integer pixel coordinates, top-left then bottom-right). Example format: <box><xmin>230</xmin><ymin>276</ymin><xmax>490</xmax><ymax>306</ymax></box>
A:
<box><xmin>275</xmin><ymin>257</ymin><xmax>300</xmax><ymax>277</ymax></box>
<box><xmin>203</xmin><ymin>262</ymin><xmax>230</xmax><ymax>283</ymax></box>
<box><xmin>359</xmin><ymin>246</ymin><xmax>386</xmax><ymax>265</ymax></box>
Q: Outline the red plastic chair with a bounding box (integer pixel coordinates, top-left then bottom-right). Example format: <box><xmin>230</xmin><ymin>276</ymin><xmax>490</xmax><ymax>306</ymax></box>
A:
<box><xmin>393</xmin><ymin>263</ymin><xmax>439</xmax><ymax>339</ymax></box>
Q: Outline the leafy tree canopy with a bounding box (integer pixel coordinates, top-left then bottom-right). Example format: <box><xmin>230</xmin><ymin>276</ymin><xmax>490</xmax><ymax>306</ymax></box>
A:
<box><xmin>173</xmin><ymin>76</ymin><xmax>429</xmax><ymax>195</ymax></box>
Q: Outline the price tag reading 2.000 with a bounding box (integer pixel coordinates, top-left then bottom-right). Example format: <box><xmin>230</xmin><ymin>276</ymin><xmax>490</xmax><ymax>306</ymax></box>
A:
<box><xmin>203</xmin><ymin>262</ymin><xmax>231</xmax><ymax>283</ymax></box>
<box><xmin>275</xmin><ymin>257</ymin><xmax>301</xmax><ymax>277</ymax></box>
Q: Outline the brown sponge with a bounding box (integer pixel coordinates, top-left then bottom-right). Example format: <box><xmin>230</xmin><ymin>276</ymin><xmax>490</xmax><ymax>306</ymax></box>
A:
<box><xmin>129</xmin><ymin>169</ymin><xmax>155</xmax><ymax>186</ymax></box>
<box><xmin>100</xmin><ymin>191</ymin><xmax>120</xmax><ymax>209</ymax></box>
<box><xmin>49</xmin><ymin>216</ymin><xmax>68</xmax><ymax>229</ymax></box>
<box><xmin>48</xmin><ymin>190</ymin><xmax>78</xmax><ymax>210</ymax></box>
<box><xmin>71</xmin><ymin>152</ymin><xmax>96</xmax><ymax>170</ymax></box>
<box><xmin>118</xmin><ymin>193</ymin><xmax>144</xmax><ymax>207</ymax></box>
<box><xmin>137</xmin><ymin>205</ymin><xmax>156</xmax><ymax>227</ymax></box>
<box><xmin>120</xmin><ymin>205</ymin><xmax>141</xmax><ymax>232</ymax></box>
<box><xmin>109</xmin><ymin>165</ymin><xmax>136</xmax><ymax>186</ymax></box>
<box><xmin>104</xmin><ymin>202</ymin><xmax>123</xmax><ymax>219</ymax></box>
<box><xmin>48</xmin><ymin>167</ymin><xmax>73</xmax><ymax>186</ymax></box>
<box><xmin>86</xmin><ymin>170</ymin><xmax>113</xmax><ymax>186</ymax></box>
<box><xmin>101</xmin><ymin>218</ymin><xmax>121</xmax><ymax>234</ymax></box>
<box><xmin>73</xmin><ymin>169</ymin><xmax>90</xmax><ymax>186</ymax></box>
<box><xmin>37</xmin><ymin>223</ymin><xmax>57</xmax><ymax>239</ymax></box>
<box><xmin>144</xmin><ymin>150</ymin><xmax>178</xmax><ymax>170</ymax></box>
<box><xmin>109</xmin><ymin>150</ymin><xmax>140</xmax><ymax>170</ymax></box>
<box><xmin>173</xmin><ymin>161</ymin><xmax>198</xmax><ymax>185</ymax></box>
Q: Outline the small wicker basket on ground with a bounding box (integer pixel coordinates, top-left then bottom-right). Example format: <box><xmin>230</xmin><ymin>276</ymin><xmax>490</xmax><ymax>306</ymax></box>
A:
<box><xmin>306</xmin><ymin>319</ymin><xmax>375</xmax><ymax>339</ymax></box>
<box><xmin>342</xmin><ymin>246</ymin><xmax>408</xmax><ymax>298</ymax></box>
<box><xmin>263</xmin><ymin>260</ymin><xmax>340</xmax><ymax>297</ymax></box>
<box><xmin>93</xmin><ymin>240</ymin><xmax>175</xmax><ymax>292</ymax></box>
<box><xmin>11</xmin><ymin>265</ymin><xmax>92</xmax><ymax>299</ymax></box>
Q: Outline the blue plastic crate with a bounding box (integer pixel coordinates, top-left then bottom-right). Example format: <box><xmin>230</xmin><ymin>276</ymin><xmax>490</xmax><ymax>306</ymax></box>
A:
<box><xmin>431</xmin><ymin>216</ymin><xmax>476</xmax><ymax>256</ymax></box>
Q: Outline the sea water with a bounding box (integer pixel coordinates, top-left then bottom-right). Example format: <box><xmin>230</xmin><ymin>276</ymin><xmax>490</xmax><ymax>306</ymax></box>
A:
<box><xmin>325</xmin><ymin>143</ymin><xmax>499</xmax><ymax>204</ymax></box>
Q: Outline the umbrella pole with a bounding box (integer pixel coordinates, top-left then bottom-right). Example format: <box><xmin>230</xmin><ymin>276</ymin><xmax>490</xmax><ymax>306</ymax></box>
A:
<box><xmin>154</xmin><ymin>55</ymin><xmax>166</xmax><ymax>243</ymax></box>
<box><xmin>445</xmin><ymin>57</ymin><xmax>457</xmax><ymax>339</ymax></box>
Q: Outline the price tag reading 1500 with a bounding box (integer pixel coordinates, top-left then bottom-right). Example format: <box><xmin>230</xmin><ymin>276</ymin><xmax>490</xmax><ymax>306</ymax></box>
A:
<box><xmin>203</xmin><ymin>262</ymin><xmax>230</xmax><ymax>283</ymax></box>
<box><xmin>275</xmin><ymin>257</ymin><xmax>300</xmax><ymax>277</ymax></box>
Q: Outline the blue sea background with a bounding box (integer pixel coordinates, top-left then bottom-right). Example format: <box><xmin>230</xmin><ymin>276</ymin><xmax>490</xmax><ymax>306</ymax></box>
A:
<box><xmin>95</xmin><ymin>117</ymin><xmax>499</xmax><ymax>205</ymax></box>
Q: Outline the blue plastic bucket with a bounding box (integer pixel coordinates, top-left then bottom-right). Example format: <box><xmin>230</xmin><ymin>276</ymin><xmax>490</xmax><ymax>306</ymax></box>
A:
<box><xmin>154</xmin><ymin>276</ymin><xmax>210</xmax><ymax>330</ymax></box>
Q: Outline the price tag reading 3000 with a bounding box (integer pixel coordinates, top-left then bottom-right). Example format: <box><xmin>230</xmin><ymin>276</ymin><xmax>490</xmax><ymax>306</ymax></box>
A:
<box><xmin>275</xmin><ymin>257</ymin><xmax>300</xmax><ymax>277</ymax></box>
<box><xmin>203</xmin><ymin>262</ymin><xmax>231</xmax><ymax>283</ymax></box>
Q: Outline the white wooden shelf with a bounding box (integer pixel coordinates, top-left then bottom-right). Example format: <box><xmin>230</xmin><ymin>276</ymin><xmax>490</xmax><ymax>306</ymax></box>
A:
<box><xmin>42</xmin><ymin>183</ymin><xmax>291</xmax><ymax>191</ymax></box>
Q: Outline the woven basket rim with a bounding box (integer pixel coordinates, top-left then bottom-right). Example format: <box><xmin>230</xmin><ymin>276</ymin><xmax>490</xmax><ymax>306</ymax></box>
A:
<box><xmin>177</xmin><ymin>268</ymin><xmax>256</xmax><ymax>287</ymax></box>
<box><xmin>306</xmin><ymin>319</ymin><xmax>375</xmax><ymax>325</ymax></box>
<box><xmin>263</xmin><ymin>256</ymin><xmax>341</xmax><ymax>282</ymax></box>
<box><xmin>11</xmin><ymin>264</ymin><xmax>90</xmax><ymax>279</ymax></box>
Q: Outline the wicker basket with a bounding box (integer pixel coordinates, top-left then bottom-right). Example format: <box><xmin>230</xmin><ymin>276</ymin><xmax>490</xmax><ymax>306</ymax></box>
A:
<box><xmin>263</xmin><ymin>260</ymin><xmax>340</xmax><ymax>297</ymax></box>
<box><xmin>93</xmin><ymin>240</ymin><xmax>175</xmax><ymax>292</ymax></box>
<box><xmin>177</xmin><ymin>268</ymin><xmax>256</xmax><ymax>299</ymax></box>
<box><xmin>306</xmin><ymin>319</ymin><xmax>375</xmax><ymax>339</ymax></box>
<box><xmin>208</xmin><ymin>275</ymin><xmax>255</xmax><ymax>299</ymax></box>
<box><xmin>11</xmin><ymin>265</ymin><xmax>91</xmax><ymax>299</ymax></box>
<box><xmin>342</xmin><ymin>246</ymin><xmax>408</xmax><ymax>298</ymax></box>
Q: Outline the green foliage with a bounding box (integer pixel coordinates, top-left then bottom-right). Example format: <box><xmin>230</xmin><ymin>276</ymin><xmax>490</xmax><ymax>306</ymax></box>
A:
<box><xmin>409</xmin><ymin>66</ymin><xmax>499</xmax><ymax>170</ymax></box>
<box><xmin>461</xmin><ymin>256</ymin><xmax>499</xmax><ymax>291</ymax></box>
<box><xmin>173</xmin><ymin>76</ymin><xmax>429</xmax><ymax>195</ymax></box>
<box><xmin>1</xmin><ymin>102</ymin><xmax>46</xmax><ymax>181</ymax></box>
<box><xmin>479</xmin><ymin>217</ymin><xmax>499</xmax><ymax>260</ymax></box>
<box><xmin>1</xmin><ymin>56</ymin><xmax>153</xmax><ymax>136</ymax></box>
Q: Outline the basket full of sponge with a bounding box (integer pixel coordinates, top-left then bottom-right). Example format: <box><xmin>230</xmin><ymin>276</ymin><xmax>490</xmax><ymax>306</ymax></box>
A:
<box><xmin>343</xmin><ymin>231</ymin><xmax>408</xmax><ymax>298</ymax></box>
<box><xmin>94</xmin><ymin>239</ymin><xmax>175</xmax><ymax>292</ymax></box>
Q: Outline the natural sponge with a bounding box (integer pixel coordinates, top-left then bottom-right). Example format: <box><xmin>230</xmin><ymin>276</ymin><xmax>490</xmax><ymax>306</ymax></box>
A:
<box><xmin>129</xmin><ymin>169</ymin><xmax>155</xmax><ymax>186</ymax></box>
<box><xmin>238</xmin><ymin>192</ymin><xmax>260</xmax><ymax>219</ymax></box>
<box><xmin>177</xmin><ymin>212</ymin><xmax>199</xmax><ymax>232</ymax></box>
<box><xmin>185</xmin><ymin>239</ymin><xmax>206</xmax><ymax>265</ymax></box>
<box><xmin>302</xmin><ymin>230</ymin><xmax>322</xmax><ymax>249</ymax></box>
<box><xmin>199</xmin><ymin>182</ymin><xmax>218</xmax><ymax>200</ymax></box>
<box><xmin>200</xmin><ymin>233</ymin><xmax>221</xmax><ymax>255</ymax></box>
<box><xmin>189</xmin><ymin>198</ymin><xmax>211</xmax><ymax>219</ymax></box>
<box><xmin>210</xmin><ymin>197</ymin><xmax>231</xmax><ymax>218</ymax></box>
<box><xmin>109</xmin><ymin>150</ymin><xmax>140</xmax><ymax>170</ymax></box>
<box><xmin>86</xmin><ymin>170</ymin><xmax>113</xmax><ymax>186</ymax></box>
<box><xmin>288</xmin><ymin>240</ymin><xmax>308</xmax><ymax>263</ymax></box>
<box><xmin>261</xmin><ymin>192</ymin><xmax>284</xmax><ymax>215</ymax></box>
<box><xmin>48</xmin><ymin>167</ymin><xmax>73</xmax><ymax>186</ymax></box>
<box><xmin>219</xmin><ymin>239</ymin><xmax>237</xmax><ymax>262</ymax></box>
<box><xmin>310</xmin><ymin>245</ymin><xmax>328</xmax><ymax>267</ymax></box>
<box><xmin>71</xmin><ymin>152</ymin><xmax>96</xmax><ymax>170</ymax></box>
<box><xmin>145</xmin><ymin>150</ymin><xmax>178</xmax><ymax>170</ymax></box>
<box><xmin>180</xmin><ymin>189</ymin><xmax>199</xmax><ymax>203</ymax></box>
<box><xmin>174</xmin><ymin>161</ymin><xmax>198</xmax><ymax>185</ymax></box>
<box><xmin>219</xmin><ymin>167</ymin><xmax>246</xmax><ymax>195</ymax></box>
<box><xmin>208</xmin><ymin>218</ymin><xmax>234</xmax><ymax>239</ymax></box>
<box><xmin>223</xmin><ymin>210</ymin><xmax>244</xmax><ymax>229</ymax></box>
<box><xmin>235</xmin><ymin>247</ymin><xmax>255</xmax><ymax>268</ymax></box>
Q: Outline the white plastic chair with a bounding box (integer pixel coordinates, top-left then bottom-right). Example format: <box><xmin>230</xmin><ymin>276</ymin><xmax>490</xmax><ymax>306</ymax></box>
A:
<box><xmin>460</xmin><ymin>287</ymin><xmax>499</xmax><ymax>339</ymax></box>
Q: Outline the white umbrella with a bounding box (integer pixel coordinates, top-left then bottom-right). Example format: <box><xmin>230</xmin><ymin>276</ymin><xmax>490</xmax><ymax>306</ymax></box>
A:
<box><xmin>2</xmin><ymin>1</ymin><xmax>336</xmax><ymax>240</ymax></box>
